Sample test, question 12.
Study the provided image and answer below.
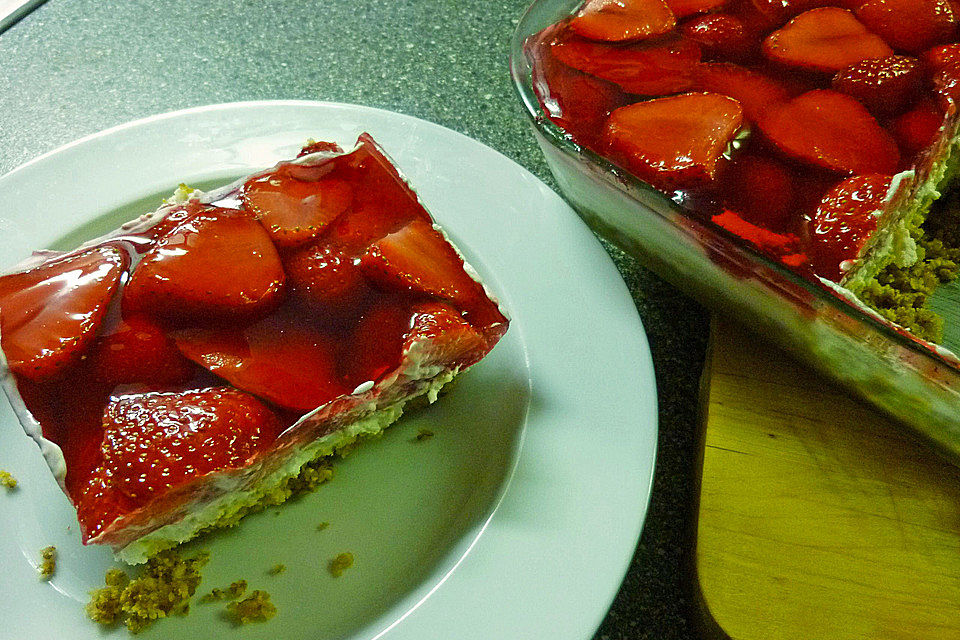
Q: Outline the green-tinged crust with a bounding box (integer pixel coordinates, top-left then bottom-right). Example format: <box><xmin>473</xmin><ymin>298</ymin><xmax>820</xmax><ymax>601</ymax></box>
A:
<box><xmin>853</xmin><ymin>191</ymin><xmax>960</xmax><ymax>343</ymax></box>
<box><xmin>201</xmin><ymin>579</ymin><xmax>248</xmax><ymax>603</ymax></box>
<box><xmin>843</xmin><ymin>118</ymin><xmax>960</xmax><ymax>343</ymax></box>
<box><xmin>86</xmin><ymin>551</ymin><xmax>208</xmax><ymax>633</ymax></box>
<box><xmin>226</xmin><ymin>590</ymin><xmax>276</xmax><ymax>624</ymax></box>
<box><xmin>115</xmin><ymin>371</ymin><xmax>456</xmax><ymax>565</ymax></box>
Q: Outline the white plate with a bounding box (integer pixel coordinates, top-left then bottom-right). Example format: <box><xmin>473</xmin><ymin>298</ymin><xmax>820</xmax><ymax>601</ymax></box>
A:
<box><xmin>0</xmin><ymin>101</ymin><xmax>657</xmax><ymax>639</ymax></box>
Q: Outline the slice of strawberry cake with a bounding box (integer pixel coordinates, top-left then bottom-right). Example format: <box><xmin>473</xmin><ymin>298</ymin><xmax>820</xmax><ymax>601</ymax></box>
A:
<box><xmin>0</xmin><ymin>134</ymin><xmax>508</xmax><ymax>564</ymax></box>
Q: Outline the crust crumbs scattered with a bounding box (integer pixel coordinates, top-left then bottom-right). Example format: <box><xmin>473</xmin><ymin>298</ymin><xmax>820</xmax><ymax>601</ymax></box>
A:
<box><xmin>414</xmin><ymin>429</ymin><xmax>434</xmax><ymax>442</ymax></box>
<box><xmin>85</xmin><ymin>550</ymin><xmax>208</xmax><ymax>633</ymax></box>
<box><xmin>226</xmin><ymin>590</ymin><xmax>277</xmax><ymax>625</ymax></box>
<box><xmin>201</xmin><ymin>579</ymin><xmax>247</xmax><ymax>603</ymax></box>
<box><xmin>39</xmin><ymin>546</ymin><xmax>56</xmax><ymax>580</ymax></box>
<box><xmin>316</xmin><ymin>521</ymin><xmax>330</xmax><ymax>531</ymax></box>
<box><xmin>0</xmin><ymin>470</ymin><xmax>17</xmax><ymax>489</ymax></box>
<box><xmin>267</xmin><ymin>564</ymin><xmax>286</xmax><ymax>575</ymax></box>
<box><xmin>329</xmin><ymin>552</ymin><xmax>354</xmax><ymax>578</ymax></box>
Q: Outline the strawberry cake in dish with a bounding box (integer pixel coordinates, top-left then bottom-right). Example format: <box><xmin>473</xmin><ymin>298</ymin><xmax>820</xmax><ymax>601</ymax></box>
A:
<box><xmin>522</xmin><ymin>0</ymin><xmax>960</xmax><ymax>344</ymax></box>
<box><xmin>0</xmin><ymin>134</ymin><xmax>508</xmax><ymax>564</ymax></box>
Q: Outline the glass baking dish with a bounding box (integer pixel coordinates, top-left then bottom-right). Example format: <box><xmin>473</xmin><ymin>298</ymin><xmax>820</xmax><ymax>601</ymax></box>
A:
<box><xmin>509</xmin><ymin>0</ymin><xmax>960</xmax><ymax>462</ymax></box>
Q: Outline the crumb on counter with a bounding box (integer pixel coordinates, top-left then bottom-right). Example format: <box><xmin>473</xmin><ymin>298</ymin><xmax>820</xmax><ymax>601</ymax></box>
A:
<box><xmin>226</xmin><ymin>590</ymin><xmax>276</xmax><ymax>625</ymax></box>
<box><xmin>39</xmin><ymin>546</ymin><xmax>56</xmax><ymax>580</ymax></box>
<box><xmin>316</xmin><ymin>521</ymin><xmax>330</xmax><ymax>531</ymax></box>
<box><xmin>0</xmin><ymin>469</ymin><xmax>17</xmax><ymax>489</ymax></box>
<box><xmin>267</xmin><ymin>564</ymin><xmax>286</xmax><ymax>576</ymax></box>
<box><xmin>328</xmin><ymin>552</ymin><xmax>354</xmax><ymax>578</ymax></box>
<box><xmin>85</xmin><ymin>550</ymin><xmax>208</xmax><ymax>633</ymax></box>
<box><xmin>414</xmin><ymin>429</ymin><xmax>434</xmax><ymax>442</ymax></box>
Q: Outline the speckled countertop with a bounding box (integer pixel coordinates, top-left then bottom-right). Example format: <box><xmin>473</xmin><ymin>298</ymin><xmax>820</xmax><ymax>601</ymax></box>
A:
<box><xmin>0</xmin><ymin>1</ymin><xmax>709</xmax><ymax>638</ymax></box>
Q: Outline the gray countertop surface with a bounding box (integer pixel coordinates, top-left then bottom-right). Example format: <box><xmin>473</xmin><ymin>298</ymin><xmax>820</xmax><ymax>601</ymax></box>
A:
<box><xmin>0</xmin><ymin>1</ymin><xmax>710</xmax><ymax>637</ymax></box>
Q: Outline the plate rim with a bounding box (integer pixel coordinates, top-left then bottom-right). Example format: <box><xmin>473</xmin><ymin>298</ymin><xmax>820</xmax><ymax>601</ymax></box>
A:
<box><xmin>0</xmin><ymin>100</ymin><xmax>659</xmax><ymax>640</ymax></box>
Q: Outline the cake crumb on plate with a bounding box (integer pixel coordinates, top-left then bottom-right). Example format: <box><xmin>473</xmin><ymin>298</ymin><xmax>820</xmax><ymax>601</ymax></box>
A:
<box><xmin>329</xmin><ymin>552</ymin><xmax>354</xmax><ymax>577</ymax></box>
<box><xmin>38</xmin><ymin>546</ymin><xmax>56</xmax><ymax>580</ymax></box>
<box><xmin>226</xmin><ymin>590</ymin><xmax>276</xmax><ymax>624</ymax></box>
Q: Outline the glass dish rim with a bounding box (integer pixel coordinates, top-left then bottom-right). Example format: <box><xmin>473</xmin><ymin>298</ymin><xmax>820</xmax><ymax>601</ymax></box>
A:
<box><xmin>507</xmin><ymin>0</ymin><xmax>959</xmax><ymax>372</ymax></box>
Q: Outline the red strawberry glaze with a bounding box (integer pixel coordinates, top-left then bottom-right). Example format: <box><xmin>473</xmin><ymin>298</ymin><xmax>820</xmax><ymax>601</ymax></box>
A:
<box><xmin>525</xmin><ymin>3</ymin><xmax>958</xmax><ymax>280</ymax></box>
<box><xmin>0</xmin><ymin>134</ymin><xmax>507</xmax><ymax>544</ymax></box>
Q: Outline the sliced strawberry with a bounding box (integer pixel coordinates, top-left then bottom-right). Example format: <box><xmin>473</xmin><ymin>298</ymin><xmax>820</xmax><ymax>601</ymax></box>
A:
<box><xmin>402</xmin><ymin>302</ymin><xmax>489</xmax><ymax>371</ymax></box>
<box><xmin>808</xmin><ymin>174</ymin><xmax>893</xmax><ymax>281</ymax></box>
<box><xmin>298</xmin><ymin>140</ymin><xmax>343</xmax><ymax>157</ymax></box>
<box><xmin>759</xmin><ymin>89</ymin><xmax>900</xmax><ymax>174</ymax></box>
<box><xmin>530</xmin><ymin>26</ymin><xmax>629</xmax><ymax>146</ymax></box>
<box><xmin>667</xmin><ymin>0</ymin><xmax>727</xmax><ymax>19</ymax></box>
<box><xmin>721</xmin><ymin>152</ymin><xmax>797</xmax><ymax>230</ymax></box>
<box><xmin>173</xmin><ymin>307</ymin><xmax>350</xmax><ymax>413</ymax></box>
<box><xmin>243</xmin><ymin>163</ymin><xmax>353</xmax><ymax>248</ymax></box>
<box><xmin>360</xmin><ymin>219</ymin><xmax>486</xmax><ymax>307</ymax></box>
<box><xmin>283</xmin><ymin>241</ymin><xmax>372</xmax><ymax>313</ymax></box>
<box><xmin>681</xmin><ymin>14</ymin><xmax>755</xmax><ymax>61</ymax></box>
<box><xmin>123</xmin><ymin>207</ymin><xmax>285</xmax><ymax>323</ymax></box>
<box><xmin>692</xmin><ymin>62</ymin><xmax>791</xmax><ymax>122</ymax></box>
<box><xmin>831</xmin><ymin>55</ymin><xmax>923</xmax><ymax>116</ymax></box>
<box><xmin>921</xmin><ymin>42</ymin><xmax>960</xmax><ymax>72</ymax></box>
<box><xmin>890</xmin><ymin>99</ymin><xmax>945</xmax><ymax>159</ymax></box>
<box><xmin>855</xmin><ymin>0</ymin><xmax>957</xmax><ymax>53</ymax></box>
<box><xmin>86</xmin><ymin>315</ymin><xmax>196</xmax><ymax>387</ymax></box>
<box><xmin>601</xmin><ymin>92</ymin><xmax>745</xmax><ymax>190</ymax></box>
<box><xmin>762</xmin><ymin>8</ymin><xmax>893</xmax><ymax>73</ymax></box>
<box><xmin>0</xmin><ymin>246</ymin><xmax>128</xmax><ymax>382</ymax></box>
<box><xmin>549</xmin><ymin>33</ymin><xmax>703</xmax><ymax>95</ymax></box>
<box><xmin>77</xmin><ymin>387</ymin><xmax>281</xmax><ymax>540</ymax></box>
<box><xmin>570</xmin><ymin>0</ymin><xmax>677</xmax><ymax>42</ymax></box>
<box><xmin>318</xmin><ymin>135</ymin><xmax>432</xmax><ymax>255</ymax></box>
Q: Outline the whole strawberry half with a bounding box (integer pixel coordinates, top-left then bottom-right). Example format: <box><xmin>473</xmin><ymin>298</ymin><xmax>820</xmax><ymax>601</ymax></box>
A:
<box><xmin>570</xmin><ymin>0</ymin><xmax>677</xmax><ymax>42</ymax></box>
<box><xmin>123</xmin><ymin>207</ymin><xmax>285</xmax><ymax>324</ymax></box>
<box><xmin>77</xmin><ymin>387</ymin><xmax>281</xmax><ymax>540</ymax></box>
<box><xmin>759</xmin><ymin>89</ymin><xmax>900</xmax><ymax>174</ymax></box>
<box><xmin>601</xmin><ymin>91</ymin><xmax>745</xmax><ymax>190</ymax></box>
<box><xmin>762</xmin><ymin>7</ymin><xmax>893</xmax><ymax>73</ymax></box>
<box><xmin>0</xmin><ymin>245</ymin><xmax>128</xmax><ymax>382</ymax></box>
<box><xmin>808</xmin><ymin>174</ymin><xmax>894</xmax><ymax>281</ymax></box>
<box><xmin>831</xmin><ymin>55</ymin><xmax>923</xmax><ymax>116</ymax></box>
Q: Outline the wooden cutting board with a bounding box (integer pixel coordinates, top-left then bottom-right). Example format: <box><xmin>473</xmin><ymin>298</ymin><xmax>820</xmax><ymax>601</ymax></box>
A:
<box><xmin>694</xmin><ymin>319</ymin><xmax>960</xmax><ymax>640</ymax></box>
